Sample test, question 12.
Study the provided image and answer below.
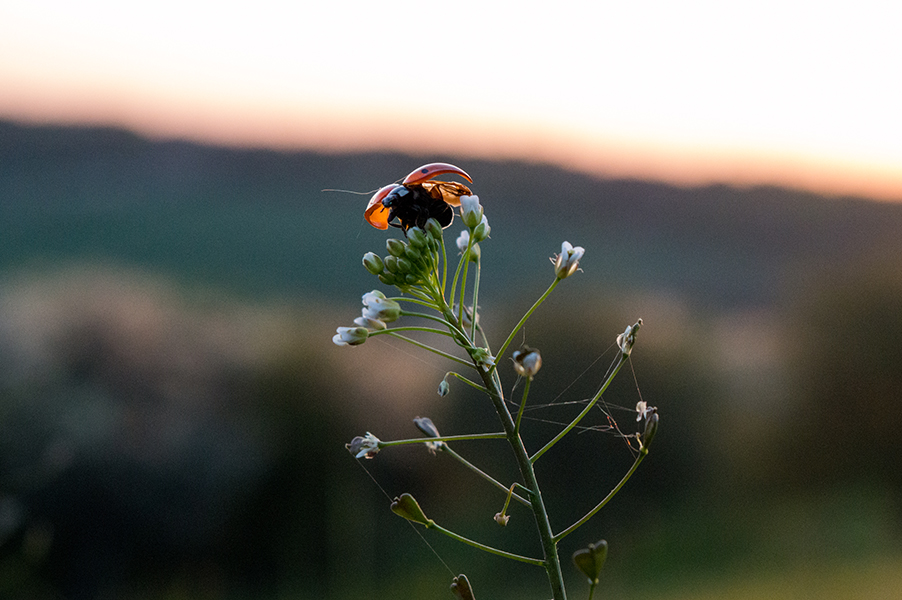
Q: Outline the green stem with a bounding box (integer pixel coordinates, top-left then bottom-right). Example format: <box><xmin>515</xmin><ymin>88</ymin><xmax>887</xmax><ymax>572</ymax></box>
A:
<box><xmin>425</xmin><ymin>521</ymin><xmax>544</xmax><ymax>566</ymax></box>
<box><xmin>376</xmin><ymin>326</ymin><xmax>453</xmax><ymax>337</ymax></box>
<box><xmin>439</xmin><ymin>229</ymin><xmax>449</xmax><ymax>296</ymax></box>
<box><xmin>442</xmin><ymin>446</ymin><xmax>531</xmax><ymax>507</ymax></box>
<box><xmin>458</xmin><ymin>238</ymin><xmax>474</xmax><ymax>325</ymax></box>
<box><xmin>471</xmin><ymin>359</ymin><xmax>568</xmax><ymax>599</ymax></box>
<box><xmin>531</xmin><ymin>355</ymin><xmax>625</xmax><ymax>464</ymax></box>
<box><xmin>492</xmin><ymin>278</ymin><xmax>561</xmax><ymax>373</ymax></box>
<box><xmin>470</xmin><ymin>256</ymin><xmax>481</xmax><ymax>341</ymax></box>
<box><xmin>399</xmin><ymin>311</ymin><xmax>470</xmax><ymax>339</ymax></box>
<box><xmin>514</xmin><ymin>376</ymin><xmax>532</xmax><ymax>435</ymax></box>
<box><xmin>379</xmin><ymin>432</ymin><xmax>507</xmax><ymax>448</ymax></box>
<box><xmin>448</xmin><ymin>247</ymin><xmax>467</xmax><ymax>316</ymax></box>
<box><xmin>446</xmin><ymin>371</ymin><xmax>488</xmax><ymax>393</ymax></box>
<box><xmin>393</xmin><ymin>296</ymin><xmax>440</xmax><ymax>310</ymax></box>
<box><xmin>554</xmin><ymin>451</ymin><xmax>646</xmax><ymax>542</ymax></box>
<box><xmin>385</xmin><ymin>332</ymin><xmax>472</xmax><ymax>367</ymax></box>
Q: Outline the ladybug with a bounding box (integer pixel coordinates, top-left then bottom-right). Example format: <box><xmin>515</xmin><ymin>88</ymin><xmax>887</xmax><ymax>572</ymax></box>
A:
<box><xmin>364</xmin><ymin>163</ymin><xmax>473</xmax><ymax>232</ymax></box>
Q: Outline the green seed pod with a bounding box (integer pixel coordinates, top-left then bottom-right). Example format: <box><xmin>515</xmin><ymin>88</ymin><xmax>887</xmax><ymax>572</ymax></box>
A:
<box><xmin>390</xmin><ymin>493</ymin><xmax>429</xmax><ymax>525</ymax></box>
<box><xmin>450</xmin><ymin>574</ymin><xmax>476</xmax><ymax>600</ymax></box>
<box><xmin>572</xmin><ymin>539</ymin><xmax>608</xmax><ymax>585</ymax></box>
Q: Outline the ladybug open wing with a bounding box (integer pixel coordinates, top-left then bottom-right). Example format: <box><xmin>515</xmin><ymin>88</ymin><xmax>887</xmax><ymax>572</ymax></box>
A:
<box><xmin>364</xmin><ymin>184</ymin><xmax>401</xmax><ymax>229</ymax></box>
<box><xmin>403</xmin><ymin>163</ymin><xmax>472</xmax><ymax>186</ymax></box>
<box><xmin>420</xmin><ymin>181</ymin><xmax>473</xmax><ymax>207</ymax></box>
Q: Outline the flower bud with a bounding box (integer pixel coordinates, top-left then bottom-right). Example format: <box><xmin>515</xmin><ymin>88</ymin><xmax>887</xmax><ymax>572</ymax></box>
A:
<box><xmin>552</xmin><ymin>241</ymin><xmax>585</xmax><ymax>279</ymax></box>
<box><xmin>460</xmin><ymin>195</ymin><xmax>484</xmax><ymax>229</ymax></box>
<box><xmin>332</xmin><ymin>326</ymin><xmax>369</xmax><ymax>346</ymax></box>
<box><xmin>572</xmin><ymin>539</ymin><xmax>608</xmax><ymax>584</ymax></box>
<box><xmin>396</xmin><ymin>257</ymin><xmax>414</xmax><ymax>274</ymax></box>
<box><xmin>407</xmin><ymin>227</ymin><xmax>428</xmax><ymax>249</ymax></box>
<box><xmin>413</xmin><ymin>416</ymin><xmax>445</xmax><ymax>454</ymax></box>
<box><xmin>616</xmin><ymin>319</ymin><xmax>642</xmax><ymax>357</ymax></box>
<box><xmin>493</xmin><ymin>512</ymin><xmax>510</xmax><ymax>526</ymax></box>
<box><xmin>346</xmin><ymin>432</ymin><xmax>381</xmax><ymax>458</ymax></box>
<box><xmin>472</xmin><ymin>215</ymin><xmax>491</xmax><ymax>242</ymax></box>
<box><xmin>437</xmin><ymin>379</ymin><xmax>450</xmax><ymax>397</ymax></box>
<box><xmin>386</xmin><ymin>238</ymin><xmax>407</xmax><ymax>258</ymax></box>
<box><xmin>378</xmin><ymin>273</ymin><xmax>397</xmax><ymax>286</ymax></box>
<box><xmin>512</xmin><ymin>346</ymin><xmax>542</xmax><ymax>378</ymax></box>
<box><xmin>362</xmin><ymin>252</ymin><xmax>384</xmax><ymax>275</ymax></box>
<box><xmin>467</xmin><ymin>243</ymin><xmax>481</xmax><ymax>262</ymax></box>
<box><xmin>390</xmin><ymin>493</ymin><xmax>430</xmax><ymax>525</ymax></box>
<box><xmin>640</xmin><ymin>411</ymin><xmax>658</xmax><ymax>452</ymax></box>
<box><xmin>403</xmin><ymin>245</ymin><xmax>423</xmax><ymax>263</ymax></box>
<box><xmin>384</xmin><ymin>255</ymin><xmax>402</xmax><ymax>274</ymax></box>
<box><xmin>424</xmin><ymin>218</ymin><xmax>444</xmax><ymax>240</ymax></box>
<box><xmin>450</xmin><ymin>574</ymin><xmax>475</xmax><ymax>600</ymax></box>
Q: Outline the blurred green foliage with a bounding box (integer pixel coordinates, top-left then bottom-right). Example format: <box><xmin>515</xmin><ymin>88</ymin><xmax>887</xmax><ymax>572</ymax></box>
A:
<box><xmin>1</xmin><ymin>120</ymin><xmax>901</xmax><ymax>598</ymax></box>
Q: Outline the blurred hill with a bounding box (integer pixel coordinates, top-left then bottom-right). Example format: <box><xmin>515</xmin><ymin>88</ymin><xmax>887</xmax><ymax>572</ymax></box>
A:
<box><xmin>4</xmin><ymin>119</ymin><xmax>902</xmax><ymax>309</ymax></box>
<box><xmin>2</xmin><ymin>119</ymin><xmax>901</xmax><ymax>599</ymax></box>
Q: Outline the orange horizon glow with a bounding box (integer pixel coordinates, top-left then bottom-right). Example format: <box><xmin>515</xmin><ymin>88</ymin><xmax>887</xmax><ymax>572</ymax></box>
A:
<box><xmin>4</xmin><ymin>82</ymin><xmax>900</xmax><ymax>203</ymax></box>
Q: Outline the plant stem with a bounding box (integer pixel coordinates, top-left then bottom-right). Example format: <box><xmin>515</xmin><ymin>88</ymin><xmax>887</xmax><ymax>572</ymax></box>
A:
<box><xmin>425</xmin><ymin>521</ymin><xmax>544</xmax><ymax>566</ymax></box>
<box><xmin>492</xmin><ymin>278</ymin><xmax>561</xmax><ymax>371</ymax></box>
<box><xmin>385</xmin><ymin>332</ymin><xmax>473</xmax><ymax>367</ymax></box>
<box><xmin>379</xmin><ymin>432</ymin><xmax>507</xmax><ymax>448</ymax></box>
<box><xmin>530</xmin><ymin>354</ymin><xmax>625</xmax><ymax>464</ymax></box>
<box><xmin>470</xmin><ymin>354</ymin><xmax>568</xmax><ymax>600</ymax></box>
<box><xmin>446</xmin><ymin>371</ymin><xmax>488</xmax><ymax>393</ymax></box>
<box><xmin>442</xmin><ymin>446</ymin><xmax>531</xmax><ymax>507</ymax></box>
<box><xmin>554</xmin><ymin>451</ymin><xmax>646</xmax><ymax>542</ymax></box>
<box><xmin>514</xmin><ymin>376</ymin><xmax>532</xmax><ymax>435</ymax></box>
<box><xmin>470</xmin><ymin>256</ymin><xmax>481</xmax><ymax>341</ymax></box>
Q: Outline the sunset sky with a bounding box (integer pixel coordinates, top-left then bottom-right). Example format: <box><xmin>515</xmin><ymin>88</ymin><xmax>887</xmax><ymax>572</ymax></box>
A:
<box><xmin>1</xmin><ymin>0</ymin><xmax>900</xmax><ymax>200</ymax></box>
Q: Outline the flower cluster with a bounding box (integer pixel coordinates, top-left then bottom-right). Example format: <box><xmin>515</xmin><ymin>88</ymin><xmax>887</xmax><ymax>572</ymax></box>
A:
<box><xmin>362</xmin><ymin>223</ymin><xmax>444</xmax><ymax>289</ymax></box>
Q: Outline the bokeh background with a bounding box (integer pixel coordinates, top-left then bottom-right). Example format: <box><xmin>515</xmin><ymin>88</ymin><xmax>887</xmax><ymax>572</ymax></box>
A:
<box><xmin>2</xmin><ymin>1</ymin><xmax>901</xmax><ymax>599</ymax></box>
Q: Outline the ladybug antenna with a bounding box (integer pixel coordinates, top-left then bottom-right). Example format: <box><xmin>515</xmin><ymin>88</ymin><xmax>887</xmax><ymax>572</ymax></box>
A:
<box><xmin>321</xmin><ymin>188</ymin><xmax>379</xmax><ymax>196</ymax></box>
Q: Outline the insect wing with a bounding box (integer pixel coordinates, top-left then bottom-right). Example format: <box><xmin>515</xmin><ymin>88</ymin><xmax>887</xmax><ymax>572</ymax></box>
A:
<box><xmin>364</xmin><ymin>184</ymin><xmax>401</xmax><ymax>229</ymax></box>
<box><xmin>420</xmin><ymin>181</ymin><xmax>473</xmax><ymax>207</ymax></box>
<box><xmin>403</xmin><ymin>163</ymin><xmax>472</xmax><ymax>186</ymax></box>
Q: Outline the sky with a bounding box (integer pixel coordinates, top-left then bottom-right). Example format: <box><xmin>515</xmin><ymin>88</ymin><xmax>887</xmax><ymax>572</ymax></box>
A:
<box><xmin>1</xmin><ymin>0</ymin><xmax>900</xmax><ymax>200</ymax></box>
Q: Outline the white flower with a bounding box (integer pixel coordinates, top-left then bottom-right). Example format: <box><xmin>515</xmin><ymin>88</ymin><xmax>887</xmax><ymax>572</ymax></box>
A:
<box><xmin>552</xmin><ymin>241</ymin><xmax>585</xmax><ymax>279</ymax></box>
<box><xmin>332</xmin><ymin>326</ymin><xmax>369</xmax><ymax>346</ymax></box>
<box><xmin>361</xmin><ymin>291</ymin><xmax>401</xmax><ymax>322</ymax></box>
<box><xmin>346</xmin><ymin>432</ymin><xmax>381</xmax><ymax>459</ymax></box>
<box><xmin>471</xmin><ymin>347</ymin><xmax>495</xmax><ymax>368</ymax></box>
<box><xmin>456</xmin><ymin>230</ymin><xmax>470</xmax><ymax>252</ymax></box>
<box><xmin>459</xmin><ymin>195</ymin><xmax>484</xmax><ymax>228</ymax></box>
<box><xmin>354</xmin><ymin>315</ymin><xmax>386</xmax><ymax>330</ymax></box>
<box><xmin>636</xmin><ymin>400</ymin><xmax>654</xmax><ymax>421</ymax></box>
